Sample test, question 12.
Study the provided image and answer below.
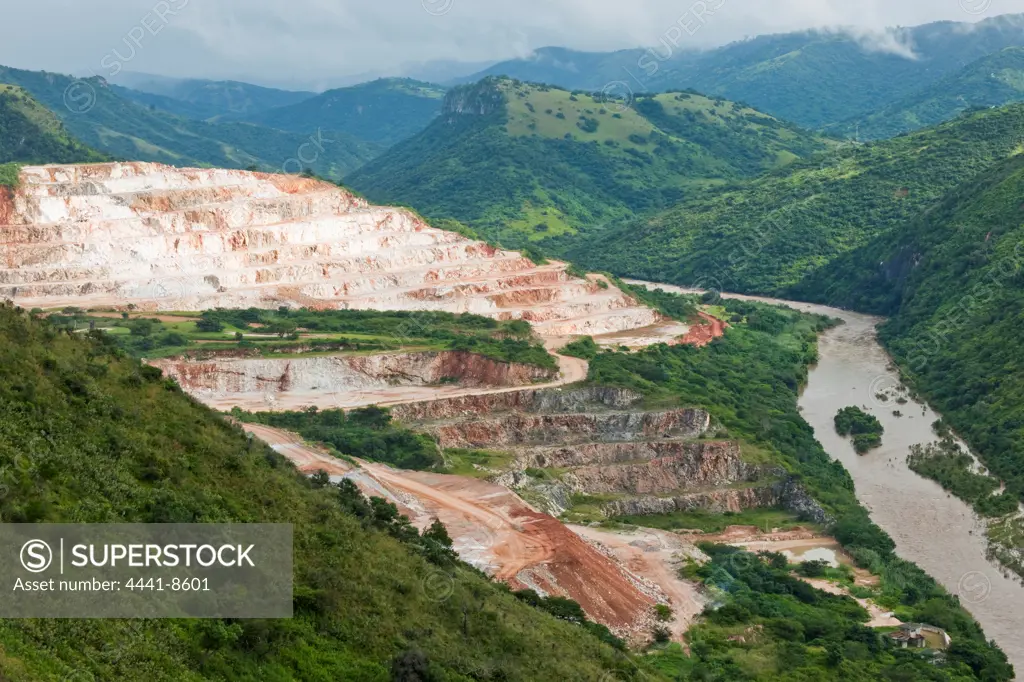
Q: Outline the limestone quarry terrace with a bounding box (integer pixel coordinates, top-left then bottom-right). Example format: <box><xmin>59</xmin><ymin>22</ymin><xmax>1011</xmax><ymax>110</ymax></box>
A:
<box><xmin>0</xmin><ymin>162</ymin><xmax>687</xmax><ymax>344</ymax></box>
<box><xmin>390</xmin><ymin>387</ymin><xmax>833</xmax><ymax>526</ymax></box>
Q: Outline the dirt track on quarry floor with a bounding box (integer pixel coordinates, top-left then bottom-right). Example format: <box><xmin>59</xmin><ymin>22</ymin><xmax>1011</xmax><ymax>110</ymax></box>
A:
<box><xmin>244</xmin><ymin>422</ymin><xmax>657</xmax><ymax>635</ymax></box>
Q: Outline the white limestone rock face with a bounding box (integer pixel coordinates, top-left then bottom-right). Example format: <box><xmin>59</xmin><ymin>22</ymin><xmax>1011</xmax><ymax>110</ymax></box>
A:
<box><xmin>1</xmin><ymin>162</ymin><xmax>674</xmax><ymax>340</ymax></box>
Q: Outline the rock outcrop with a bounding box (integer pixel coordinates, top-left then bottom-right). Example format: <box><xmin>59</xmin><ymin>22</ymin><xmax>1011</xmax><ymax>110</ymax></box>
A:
<box><xmin>153</xmin><ymin>350</ymin><xmax>554</xmax><ymax>409</ymax></box>
<box><xmin>562</xmin><ymin>442</ymin><xmax>763</xmax><ymax>496</ymax></box>
<box><xmin>390</xmin><ymin>386</ymin><xmax>647</xmax><ymax>421</ymax></box>
<box><xmin>1</xmin><ymin>162</ymin><xmax>679</xmax><ymax>341</ymax></box>
<box><xmin>603</xmin><ymin>476</ymin><xmax>834</xmax><ymax>526</ymax></box>
<box><xmin>397</xmin><ymin>385</ymin><xmax>832</xmax><ymax>525</ymax></box>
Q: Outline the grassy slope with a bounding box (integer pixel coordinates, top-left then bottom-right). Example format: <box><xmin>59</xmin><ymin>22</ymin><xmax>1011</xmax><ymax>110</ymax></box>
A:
<box><xmin>0</xmin><ymin>85</ymin><xmax>107</xmax><ymax>178</ymax></box>
<box><xmin>346</xmin><ymin>77</ymin><xmax>827</xmax><ymax>248</ymax></box>
<box><xmin>0</xmin><ymin>66</ymin><xmax>379</xmax><ymax>179</ymax></box>
<box><xmin>247</xmin><ymin>78</ymin><xmax>446</xmax><ymax>148</ymax></box>
<box><xmin>843</xmin><ymin>47</ymin><xmax>1024</xmax><ymax>140</ymax></box>
<box><xmin>570</xmin><ymin>104</ymin><xmax>1024</xmax><ymax>296</ymax></box>
<box><xmin>0</xmin><ymin>302</ymin><xmax>647</xmax><ymax>681</ymax></box>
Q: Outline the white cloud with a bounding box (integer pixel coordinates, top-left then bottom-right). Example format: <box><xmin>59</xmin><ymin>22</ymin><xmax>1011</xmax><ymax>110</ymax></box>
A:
<box><xmin>0</xmin><ymin>0</ymin><xmax>1020</xmax><ymax>89</ymax></box>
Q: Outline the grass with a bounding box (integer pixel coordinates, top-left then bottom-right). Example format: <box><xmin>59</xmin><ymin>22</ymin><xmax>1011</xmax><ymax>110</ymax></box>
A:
<box><xmin>440</xmin><ymin>448</ymin><xmax>515</xmax><ymax>478</ymax></box>
<box><xmin>609</xmin><ymin>508</ymin><xmax>809</xmax><ymax>534</ymax></box>
<box><xmin>0</xmin><ymin>163</ymin><xmax>20</xmax><ymax>188</ymax></box>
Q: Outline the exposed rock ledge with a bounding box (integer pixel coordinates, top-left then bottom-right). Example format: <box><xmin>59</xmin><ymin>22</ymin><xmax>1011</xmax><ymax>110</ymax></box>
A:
<box><xmin>153</xmin><ymin>350</ymin><xmax>554</xmax><ymax>401</ymax></box>
<box><xmin>603</xmin><ymin>476</ymin><xmax>834</xmax><ymax>526</ymax></box>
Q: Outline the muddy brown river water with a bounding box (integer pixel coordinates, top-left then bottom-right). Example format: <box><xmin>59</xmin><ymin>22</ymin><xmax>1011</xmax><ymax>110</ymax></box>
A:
<box><xmin>628</xmin><ymin>280</ymin><xmax>1024</xmax><ymax>672</ymax></box>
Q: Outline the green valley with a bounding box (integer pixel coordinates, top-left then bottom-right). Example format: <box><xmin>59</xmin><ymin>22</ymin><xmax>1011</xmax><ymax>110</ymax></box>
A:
<box><xmin>0</xmin><ymin>66</ymin><xmax>379</xmax><ymax>179</ymax></box>
<box><xmin>842</xmin><ymin>47</ymin><xmax>1024</xmax><ymax>140</ymax></box>
<box><xmin>462</xmin><ymin>15</ymin><xmax>1024</xmax><ymax>131</ymax></box>
<box><xmin>346</xmin><ymin>77</ymin><xmax>827</xmax><ymax>248</ymax></box>
<box><xmin>245</xmin><ymin>78</ymin><xmax>447</xmax><ymax>147</ymax></box>
<box><xmin>571</xmin><ymin>104</ymin><xmax>1024</xmax><ymax>296</ymax></box>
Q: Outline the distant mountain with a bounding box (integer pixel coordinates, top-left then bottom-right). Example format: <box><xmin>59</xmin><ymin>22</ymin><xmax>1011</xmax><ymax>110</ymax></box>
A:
<box><xmin>569</xmin><ymin>104</ymin><xmax>1024</xmax><ymax>295</ymax></box>
<box><xmin>346</xmin><ymin>76</ymin><xmax>827</xmax><ymax>248</ymax></box>
<box><xmin>109</xmin><ymin>78</ymin><xmax>316</xmax><ymax>120</ymax></box>
<box><xmin>0</xmin><ymin>66</ymin><xmax>379</xmax><ymax>179</ymax></box>
<box><xmin>451</xmin><ymin>47</ymin><xmax>649</xmax><ymax>90</ymax></box>
<box><xmin>462</xmin><ymin>14</ymin><xmax>1024</xmax><ymax>131</ymax></box>
<box><xmin>245</xmin><ymin>78</ymin><xmax>446</xmax><ymax>147</ymax></box>
<box><xmin>0</xmin><ymin>84</ymin><xmax>106</xmax><ymax>170</ymax></box>
<box><xmin>837</xmin><ymin>47</ymin><xmax>1024</xmax><ymax>140</ymax></box>
<box><xmin>401</xmin><ymin>59</ymin><xmax>499</xmax><ymax>86</ymax></box>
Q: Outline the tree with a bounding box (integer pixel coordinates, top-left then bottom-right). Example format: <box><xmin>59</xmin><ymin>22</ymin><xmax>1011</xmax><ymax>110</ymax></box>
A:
<box><xmin>390</xmin><ymin>648</ymin><xmax>434</xmax><ymax>682</ymax></box>
<box><xmin>196</xmin><ymin>318</ymin><xmax>224</xmax><ymax>333</ymax></box>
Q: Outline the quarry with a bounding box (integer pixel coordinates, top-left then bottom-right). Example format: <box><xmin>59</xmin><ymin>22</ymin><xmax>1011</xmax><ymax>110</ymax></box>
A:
<box><xmin>2</xmin><ymin>162</ymin><xmax>795</xmax><ymax>642</ymax></box>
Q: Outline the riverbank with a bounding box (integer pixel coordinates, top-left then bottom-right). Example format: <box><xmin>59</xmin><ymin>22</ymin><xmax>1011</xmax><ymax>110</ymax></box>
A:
<box><xmin>626</xmin><ymin>279</ymin><xmax>1024</xmax><ymax>671</ymax></box>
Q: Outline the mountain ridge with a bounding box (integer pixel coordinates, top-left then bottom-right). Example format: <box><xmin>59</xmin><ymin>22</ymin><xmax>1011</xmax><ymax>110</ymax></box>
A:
<box><xmin>347</xmin><ymin>76</ymin><xmax>828</xmax><ymax>248</ymax></box>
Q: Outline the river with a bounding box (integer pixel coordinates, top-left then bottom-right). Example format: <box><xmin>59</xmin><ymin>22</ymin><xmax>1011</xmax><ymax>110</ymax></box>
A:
<box><xmin>626</xmin><ymin>280</ymin><xmax>1024</xmax><ymax>671</ymax></box>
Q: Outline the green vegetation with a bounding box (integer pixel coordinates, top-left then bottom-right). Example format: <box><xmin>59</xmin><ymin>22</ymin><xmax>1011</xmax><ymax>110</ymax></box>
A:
<box><xmin>843</xmin><ymin>48</ymin><xmax>1024</xmax><ymax>140</ymax></box>
<box><xmin>908</xmin><ymin>440</ymin><xmax>1018</xmax><ymax>517</ymax></box>
<box><xmin>0</xmin><ymin>84</ymin><xmax>107</xmax><ymax>175</ymax></box>
<box><xmin>247</xmin><ymin>77</ymin><xmax>446</xmax><ymax>147</ymax></box>
<box><xmin>111</xmin><ymin>78</ymin><xmax>316</xmax><ymax>121</ymax></box>
<box><xmin>611</xmin><ymin>508</ymin><xmax>807</xmax><ymax>534</ymax></box>
<box><xmin>0</xmin><ymin>162</ymin><xmax>19</xmax><ymax>187</ymax></box>
<box><xmin>650</xmin><ymin>545</ymin><xmax>1011</xmax><ymax>680</ymax></box>
<box><xmin>577</xmin><ymin>289</ymin><xmax>1010</xmax><ymax>679</ymax></box>
<box><xmin>558</xmin><ymin>336</ymin><xmax>600</xmax><ymax>360</ymax></box>
<box><xmin>834</xmin><ymin>406</ymin><xmax>884</xmax><ymax>454</ymax></box>
<box><xmin>234</xmin><ymin>405</ymin><xmax>443</xmax><ymax>470</ymax></box>
<box><xmin>0</xmin><ymin>66</ymin><xmax>378</xmax><ymax>179</ymax></box>
<box><xmin>572</xmin><ymin>104</ymin><xmax>1024</xmax><ymax>297</ymax></box>
<box><xmin>42</xmin><ymin>307</ymin><xmax>557</xmax><ymax>370</ymax></box>
<box><xmin>438</xmin><ymin>448</ymin><xmax>515</xmax><ymax>478</ymax></box>
<box><xmin>0</xmin><ymin>301</ymin><xmax>652</xmax><ymax>680</ymax></box>
<box><xmin>807</xmin><ymin>153</ymin><xmax>1024</xmax><ymax>521</ymax></box>
<box><xmin>347</xmin><ymin>77</ymin><xmax>827</xmax><ymax>248</ymax></box>
<box><xmin>466</xmin><ymin>17</ymin><xmax>1024</xmax><ymax>132</ymax></box>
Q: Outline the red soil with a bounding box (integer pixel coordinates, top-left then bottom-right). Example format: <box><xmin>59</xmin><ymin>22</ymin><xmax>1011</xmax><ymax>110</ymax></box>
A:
<box><xmin>680</xmin><ymin>311</ymin><xmax>727</xmax><ymax>347</ymax></box>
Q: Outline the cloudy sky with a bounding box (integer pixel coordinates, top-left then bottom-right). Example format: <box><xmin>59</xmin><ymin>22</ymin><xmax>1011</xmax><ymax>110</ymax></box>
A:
<box><xmin>2</xmin><ymin>0</ymin><xmax>1021</xmax><ymax>90</ymax></box>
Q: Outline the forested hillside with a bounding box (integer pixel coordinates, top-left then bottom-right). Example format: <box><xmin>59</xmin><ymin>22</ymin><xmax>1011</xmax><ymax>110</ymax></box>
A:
<box><xmin>461</xmin><ymin>14</ymin><xmax>1024</xmax><ymax>131</ymax></box>
<box><xmin>0</xmin><ymin>85</ymin><xmax>106</xmax><ymax>175</ymax></box>
<box><xmin>347</xmin><ymin>77</ymin><xmax>826</xmax><ymax>248</ymax></box>
<box><xmin>245</xmin><ymin>78</ymin><xmax>446</xmax><ymax>147</ymax></box>
<box><xmin>0</xmin><ymin>302</ymin><xmax>646</xmax><ymax>681</ymax></box>
<box><xmin>0</xmin><ymin>66</ymin><xmax>378</xmax><ymax>179</ymax></box>
<box><xmin>803</xmin><ymin>154</ymin><xmax>1024</xmax><ymax>512</ymax></box>
<box><xmin>570</xmin><ymin>105</ymin><xmax>1024</xmax><ymax>296</ymax></box>
<box><xmin>582</xmin><ymin>287</ymin><xmax>1013</xmax><ymax>681</ymax></box>
<box><xmin>111</xmin><ymin>78</ymin><xmax>315</xmax><ymax>120</ymax></box>
<box><xmin>844</xmin><ymin>47</ymin><xmax>1024</xmax><ymax>140</ymax></box>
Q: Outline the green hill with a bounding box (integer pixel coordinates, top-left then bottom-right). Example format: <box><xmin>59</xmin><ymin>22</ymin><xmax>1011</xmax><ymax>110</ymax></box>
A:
<box><xmin>569</xmin><ymin>104</ymin><xmax>1024</xmax><ymax>295</ymax></box>
<box><xmin>246</xmin><ymin>78</ymin><xmax>446</xmax><ymax>148</ymax></box>
<box><xmin>842</xmin><ymin>47</ymin><xmax>1024</xmax><ymax>140</ymax></box>
<box><xmin>346</xmin><ymin>77</ymin><xmax>827</xmax><ymax>248</ymax></box>
<box><xmin>463</xmin><ymin>15</ymin><xmax>1024</xmax><ymax>131</ymax></box>
<box><xmin>0</xmin><ymin>302</ymin><xmax>649</xmax><ymax>681</ymax></box>
<box><xmin>0</xmin><ymin>66</ymin><xmax>379</xmax><ymax>180</ymax></box>
<box><xmin>111</xmin><ymin>79</ymin><xmax>316</xmax><ymax>121</ymax></box>
<box><xmin>0</xmin><ymin>85</ymin><xmax>106</xmax><ymax>169</ymax></box>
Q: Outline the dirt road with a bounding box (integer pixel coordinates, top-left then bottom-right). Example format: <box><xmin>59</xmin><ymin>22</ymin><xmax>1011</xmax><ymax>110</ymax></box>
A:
<box><xmin>243</xmin><ymin>423</ymin><xmax>354</xmax><ymax>475</ymax></box>
<box><xmin>243</xmin><ymin>421</ymin><xmax>656</xmax><ymax>633</ymax></box>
